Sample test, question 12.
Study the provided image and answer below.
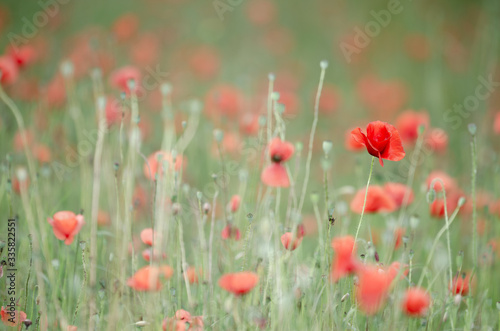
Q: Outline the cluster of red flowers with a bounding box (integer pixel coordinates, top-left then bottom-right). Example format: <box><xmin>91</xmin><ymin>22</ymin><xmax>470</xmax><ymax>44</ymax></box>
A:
<box><xmin>162</xmin><ymin>309</ymin><xmax>203</xmax><ymax>331</ymax></box>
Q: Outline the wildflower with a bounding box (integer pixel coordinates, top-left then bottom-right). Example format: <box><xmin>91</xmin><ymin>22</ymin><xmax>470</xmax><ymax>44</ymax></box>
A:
<box><xmin>393</xmin><ymin>228</ymin><xmax>405</xmax><ymax>250</ymax></box>
<box><xmin>6</xmin><ymin>45</ymin><xmax>37</xmax><ymax>68</ymax></box>
<box><xmin>1</xmin><ymin>306</ymin><xmax>27</xmax><ymax>327</ymax></box>
<box><xmin>402</xmin><ymin>287</ymin><xmax>431</xmax><ymax>317</ymax></box>
<box><xmin>0</xmin><ymin>56</ymin><xmax>18</xmax><ymax>85</ymax></box>
<box><xmin>261</xmin><ymin>138</ymin><xmax>294</xmax><ymax>187</ymax></box>
<box><xmin>345</xmin><ymin>127</ymin><xmax>365</xmax><ymax>151</ymax></box>
<box><xmin>229</xmin><ymin>195</ymin><xmax>241</xmax><ymax>213</ymax></box>
<box><xmin>184</xmin><ymin>267</ymin><xmax>202</xmax><ymax>284</ymax></box>
<box><xmin>425</xmin><ymin>128</ymin><xmax>448</xmax><ymax>153</ymax></box>
<box><xmin>142</xmin><ymin>248</ymin><xmax>167</xmax><ymax>262</ymax></box>
<box><xmin>395</xmin><ymin>110</ymin><xmax>429</xmax><ymax>145</ymax></box>
<box><xmin>47</xmin><ymin>211</ymin><xmax>85</xmax><ymax>245</ymax></box>
<box><xmin>127</xmin><ymin>265</ymin><xmax>174</xmax><ymax>291</ymax></box>
<box><xmin>356</xmin><ymin>265</ymin><xmax>392</xmax><ymax>315</ymax></box>
<box><xmin>144</xmin><ymin>151</ymin><xmax>187</xmax><ymax>180</ymax></box>
<box><xmin>350</xmin><ymin>185</ymin><xmax>397</xmax><ymax>214</ymax></box>
<box><xmin>140</xmin><ymin>228</ymin><xmax>159</xmax><ymax>246</ymax></box>
<box><xmin>205</xmin><ymin>85</ymin><xmax>244</xmax><ymax>118</ymax></box>
<box><xmin>331</xmin><ymin>236</ymin><xmax>359</xmax><ymax>282</ymax></box>
<box><xmin>221</xmin><ymin>224</ymin><xmax>241</xmax><ymax>240</ymax></box>
<box><xmin>218</xmin><ymin>271</ymin><xmax>259</xmax><ymax>295</ymax></box>
<box><xmin>426</xmin><ymin>171</ymin><xmax>457</xmax><ymax>193</ymax></box>
<box><xmin>281</xmin><ymin>232</ymin><xmax>303</xmax><ymax>251</ymax></box>
<box><xmin>351</xmin><ymin>121</ymin><xmax>405</xmax><ymax>166</ymax></box>
<box><xmin>110</xmin><ymin>66</ymin><xmax>141</xmax><ymax>94</ymax></box>
<box><xmin>450</xmin><ymin>273</ymin><xmax>472</xmax><ymax>296</ymax></box>
<box><xmin>112</xmin><ymin>13</ymin><xmax>139</xmax><ymax>42</ymax></box>
<box><xmin>383</xmin><ymin>182</ymin><xmax>414</xmax><ymax>209</ymax></box>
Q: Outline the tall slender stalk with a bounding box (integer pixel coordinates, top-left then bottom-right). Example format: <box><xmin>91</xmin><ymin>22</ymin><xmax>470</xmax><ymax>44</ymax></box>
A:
<box><xmin>353</xmin><ymin>156</ymin><xmax>375</xmax><ymax>245</ymax></box>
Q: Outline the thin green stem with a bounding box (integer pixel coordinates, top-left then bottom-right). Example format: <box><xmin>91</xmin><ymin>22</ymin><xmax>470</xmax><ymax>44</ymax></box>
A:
<box><xmin>353</xmin><ymin>156</ymin><xmax>375</xmax><ymax>245</ymax></box>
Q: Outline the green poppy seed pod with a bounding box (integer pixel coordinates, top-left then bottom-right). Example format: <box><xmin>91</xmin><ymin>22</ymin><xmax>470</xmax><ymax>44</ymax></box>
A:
<box><xmin>213</xmin><ymin>129</ymin><xmax>224</xmax><ymax>143</ymax></box>
<box><xmin>458</xmin><ymin>196</ymin><xmax>466</xmax><ymax>207</ymax></box>
<box><xmin>418</xmin><ymin>123</ymin><xmax>426</xmax><ymax>135</ymax></box>
<box><xmin>295</xmin><ymin>142</ymin><xmax>303</xmax><ymax>152</ymax></box>
<box><xmin>120</xmin><ymin>92</ymin><xmax>126</xmax><ymax>100</ymax></box>
<box><xmin>409</xmin><ymin>215</ymin><xmax>420</xmax><ymax>229</ymax></box>
<box><xmin>468</xmin><ymin>123</ymin><xmax>477</xmax><ymax>136</ymax></box>
<box><xmin>258</xmin><ymin>115</ymin><xmax>266</xmax><ymax>127</ymax></box>
<box><xmin>113</xmin><ymin>162</ymin><xmax>120</xmax><ymax>172</ymax></box>
<box><xmin>271</xmin><ymin>91</ymin><xmax>280</xmax><ymax>101</ymax></box>
<box><xmin>239</xmin><ymin>169</ymin><xmax>248</xmax><ymax>181</ymax></box>
<box><xmin>322</xmin><ymin>140</ymin><xmax>333</xmax><ymax>155</ymax></box>
<box><xmin>79</xmin><ymin>241</ymin><xmax>86</xmax><ymax>250</ymax></box>
<box><xmin>127</xmin><ymin>78</ymin><xmax>136</xmax><ymax>91</ymax></box>
<box><xmin>276</xmin><ymin>103</ymin><xmax>285</xmax><ymax>115</ymax></box>
<box><xmin>196</xmin><ymin>191</ymin><xmax>203</xmax><ymax>200</ymax></box>
<box><xmin>268</xmin><ymin>73</ymin><xmax>275</xmax><ymax>81</ymax></box>
<box><xmin>160</xmin><ymin>83</ymin><xmax>172</xmax><ymax>96</ymax></box>
<box><xmin>456</xmin><ymin>251</ymin><xmax>464</xmax><ymax>269</ymax></box>
<box><xmin>426</xmin><ymin>188</ymin><xmax>436</xmax><ymax>203</ymax></box>
<box><xmin>182</xmin><ymin>121</ymin><xmax>187</xmax><ymax>130</ymax></box>
<box><xmin>320</xmin><ymin>60</ymin><xmax>329</xmax><ymax>69</ymax></box>
<box><xmin>310</xmin><ymin>192</ymin><xmax>319</xmax><ymax>204</ymax></box>
<box><xmin>60</xmin><ymin>60</ymin><xmax>74</xmax><ymax>78</ymax></box>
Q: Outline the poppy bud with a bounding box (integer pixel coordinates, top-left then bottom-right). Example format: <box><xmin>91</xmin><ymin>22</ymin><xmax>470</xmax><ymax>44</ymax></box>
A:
<box><xmin>320</xmin><ymin>60</ymin><xmax>329</xmax><ymax>69</ymax></box>
<box><xmin>468</xmin><ymin>123</ymin><xmax>477</xmax><ymax>136</ymax></box>
<box><xmin>213</xmin><ymin>129</ymin><xmax>224</xmax><ymax>143</ymax></box>
<box><xmin>322</xmin><ymin>140</ymin><xmax>333</xmax><ymax>155</ymax></box>
<box><xmin>23</xmin><ymin>319</ymin><xmax>32</xmax><ymax>328</ymax></box>
<box><xmin>426</xmin><ymin>188</ymin><xmax>436</xmax><ymax>203</ymax></box>
<box><xmin>203</xmin><ymin>202</ymin><xmax>211</xmax><ymax>214</ymax></box>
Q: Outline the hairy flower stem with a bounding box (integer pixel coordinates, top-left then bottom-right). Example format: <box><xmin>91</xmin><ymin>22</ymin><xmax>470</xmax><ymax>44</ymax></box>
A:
<box><xmin>353</xmin><ymin>156</ymin><xmax>375</xmax><ymax>245</ymax></box>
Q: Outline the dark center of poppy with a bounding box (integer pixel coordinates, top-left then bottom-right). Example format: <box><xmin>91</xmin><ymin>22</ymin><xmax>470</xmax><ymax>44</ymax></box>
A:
<box><xmin>271</xmin><ymin>154</ymin><xmax>282</xmax><ymax>163</ymax></box>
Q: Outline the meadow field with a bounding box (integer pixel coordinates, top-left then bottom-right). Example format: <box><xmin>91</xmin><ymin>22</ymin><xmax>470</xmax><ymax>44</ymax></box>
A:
<box><xmin>1</xmin><ymin>0</ymin><xmax>500</xmax><ymax>330</ymax></box>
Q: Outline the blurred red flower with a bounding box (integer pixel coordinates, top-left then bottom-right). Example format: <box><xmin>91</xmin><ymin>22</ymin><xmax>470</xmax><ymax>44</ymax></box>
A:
<box><xmin>401</xmin><ymin>287</ymin><xmax>431</xmax><ymax>317</ymax></box>
<box><xmin>356</xmin><ymin>265</ymin><xmax>393</xmax><ymax>315</ymax></box>
<box><xmin>351</xmin><ymin>121</ymin><xmax>405</xmax><ymax>166</ymax></box>
<box><xmin>47</xmin><ymin>211</ymin><xmax>85</xmax><ymax>245</ymax></box>
<box><xmin>331</xmin><ymin>236</ymin><xmax>359</xmax><ymax>282</ymax></box>
<box><xmin>450</xmin><ymin>273</ymin><xmax>472</xmax><ymax>296</ymax></box>
<box><xmin>350</xmin><ymin>185</ymin><xmax>397</xmax><ymax>214</ymax></box>
<box><xmin>395</xmin><ymin>110</ymin><xmax>429</xmax><ymax>145</ymax></box>
<box><xmin>281</xmin><ymin>232</ymin><xmax>303</xmax><ymax>251</ymax></box>
<box><xmin>1</xmin><ymin>306</ymin><xmax>27</xmax><ymax>327</ymax></box>
<box><xmin>0</xmin><ymin>56</ymin><xmax>19</xmax><ymax>85</ymax></box>
<box><xmin>110</xmin><ymin>66</ymin><xmax>141</xmax><ymax>94</ymax></box>
<box><xmin>383</xmin><ymin>182</ymin><xmax>414</xmax><ymax>209</ymax></box>
<box><xmin>221</xmin><ymin>224</ymin><xmax>241</xmax><ymax>240</ymax></box>
<box><xmin>127</xmin><ymin>265</ymin><xmax>173</xmax><ymax>291</ymax></box>
<box><xmin>218</xmin><ymin>271</ymin><xmax>259</xmax><ymax>295</ymax></box>
<box><xmin>261</xmin><ymin>138</ymin><xmax>294</xmax><ymax>187</ymax></box>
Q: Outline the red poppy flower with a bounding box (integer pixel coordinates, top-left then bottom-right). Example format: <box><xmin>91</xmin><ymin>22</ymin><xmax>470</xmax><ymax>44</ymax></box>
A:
<box><xmin>140</xmin><ymin>228</ymin><xmax>159</xmax><ymax>246</ymax></box>
<box><xmin>386</xmin><ymin>261</ymin><xmax>408</xmax><ymax>281</ymax></box>
<box><xmin>112</xmin><ymin>13</ymin><xmax>139</xmax><ymax>42</ymax></box>
<box><xmin>393</xmin><ymin>228</ymin><xmax>405</xmax><ymax>250</ymax></box>
<box><xmin>6</xmin><ymin>45</ymin><xmax>37</xmax><ymax>68</ymax></box>
<box><xmin>351</xmin><ymin>121</ymin><xmax>405</xmax><ymax>166</ymax></box>
<box><xmin>188</xmin><ymin>45</ymin><xmax>220</xmax><ymax>80</ymax></box>
<box><xmin>184</xmin><ymin>267</ymin><xmax>202</xmax><ymax>284</ymax></box>
<box><xmin>281</xmin><ymin>232</ymin><xmax>303</xmax><ymax>251</ymax></box>
<box><xmin>127</xmin><ymin>265</ymin><xmax>173</xmax><ymax>291</ymax></box>
<box><xmin>144</xmin><ymin>151</ymin><xmax>187</xmax><ymax>180</ymax></box>
<box><xmin>345</xmin><ymin>127</ymin><xmax>365</xmax><ymax>151</ymax></box>
<box><xmin>429</xmin><ymin>190</ymin><xmax>462</xmax><ymax>218</ymax></box>
<box><xmin>218</xmin><ymin>271</ymin><xmax>259</xmax><ymax>295</ymax></box>
<box><xmin>47</xmin><ymin>211</ymin><xmax>85</xmax><ymax>245</ymax></box>
<box><xmin>331</xmin><ymin>236</ymin><xmax>359</xmax><ymax>282</ymax></box>
<box><xmin>0</xmin><ymin>56</ymin><xmax>19</xmax><ymax>85</ymax></box>
<box><xmin>110</xmin><ymin>66</ymin><xmax>141</xmax><ymax>94</ymax></box>
<box><xmin>32</xmin><ymin>144</ymin><xmax>52</xmax><ymax>164</ymax></box>
<box><xmin>205</xmin><ymin>85</ymin><xmax>245</xmax><ymax>118</ymax></box>
<box><xmin>426</xmin><ymin>171</ymin><xmax>457</xmax><ymax>193</ymax></box>
<box><xmin>350</xmin><ymin>185</ymin><xmax>397</xmax><ymax>214</ymax></box>
<box><xmin>383</xmin><ymin>182</ymin><xmax>414</xmax><ymax>209</ymax></box>
<box><xmin>355</xmin><ymin>265</ymin><xmax>392</xmax><ymax>315</ymax></box>
<box><xmin>1</xmin><ymin>306</ymin><xmax>27</xmax><ymax>327</ymax></box>
<box><xmin>402</xmin><ymin>287</ymin><xmax>431</xmax><ymax>317</ymax></box>
<box><xmin>105</xmin><ymin>97</ymin><xmax>122</xmax><ymax>127</ymax></box>
<box><xmin>395</xmin><ymin>110</ymin><xmax>429</xmax><ymax>145</ymax></box>
<box><xmin>221</xmin><ymin>224</ymin><xmax>241</xmax><ymax>240</ymax></box>
<box><xmin>261</xmin><ymin>138</ymin><xmax>294</xmax><ymax>188</ymax></box>
<box><xmin>425</xmin><ymin>128</ymin><xmax>448</xmax><ymax>153</ymax></box>
<box><xmin>450</xmin><ymin>273</ymin><xmax>472</xmax><ymax>296</ymax></box>
<box><xmin>229</xmin><ymin>195</ymin><xmax>241</xmax><ymax>213</ymax></box>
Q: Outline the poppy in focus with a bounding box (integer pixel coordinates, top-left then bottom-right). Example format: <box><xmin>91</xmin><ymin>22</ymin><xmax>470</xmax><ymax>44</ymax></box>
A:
<box><xmin>351</xmin><ymin>121</ymin><xmax>405</xmax><ymax>166</ymax></box>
